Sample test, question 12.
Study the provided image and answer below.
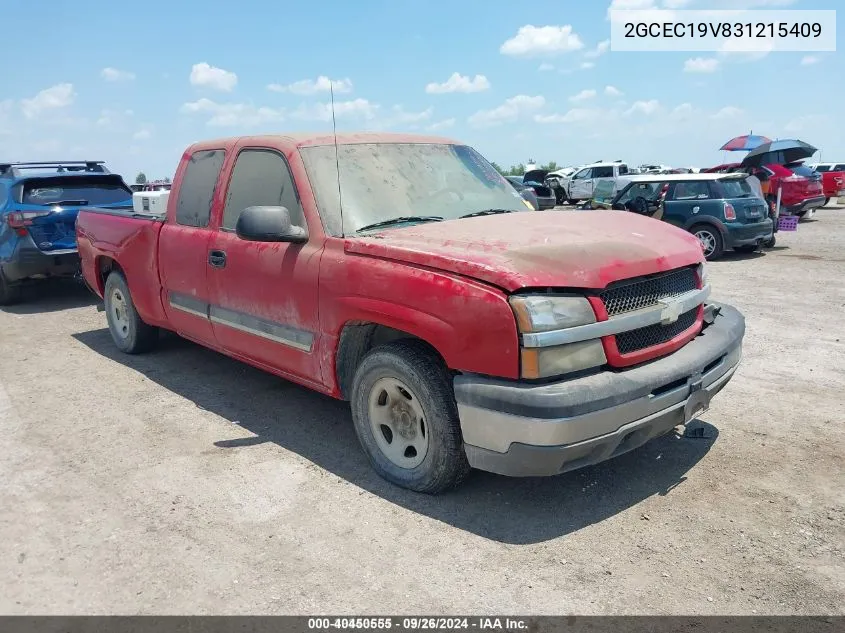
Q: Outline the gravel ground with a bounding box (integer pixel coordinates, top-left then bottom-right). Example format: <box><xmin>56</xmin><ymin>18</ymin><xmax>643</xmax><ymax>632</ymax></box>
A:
<box><xmin>1</xmin><ymin>206</ymin><xmax>843</xmax><ymax>615</ymax></box>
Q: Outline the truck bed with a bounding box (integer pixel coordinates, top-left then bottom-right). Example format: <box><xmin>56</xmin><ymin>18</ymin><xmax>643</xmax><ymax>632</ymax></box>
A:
<box><xmin>76</xmin><ymin>206</ymin><xmax>168</xmax><ymax>327</ymax></box>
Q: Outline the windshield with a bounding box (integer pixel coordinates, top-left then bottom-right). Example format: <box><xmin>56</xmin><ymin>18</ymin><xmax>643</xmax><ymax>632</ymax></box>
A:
<box><xmin>720</xmin><ymin>178</ymin><xmax>755</xmax><ymax>198</ymax></box>
<box><xmin>299</xmin><ymin>143</ymin><xmax>527</xmax><ymax>235</ymax></box>
<box><xmin>22</xmin><ymin>176</ymin><xmax>132</xmax><ymax>206</ymax></box>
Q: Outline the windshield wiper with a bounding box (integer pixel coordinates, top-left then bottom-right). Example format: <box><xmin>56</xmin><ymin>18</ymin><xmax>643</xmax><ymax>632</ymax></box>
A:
<box><xmin>356</xmin><ymin>216</ymin><xmax>444</xmax><ymax>233</ymax></box>
<box><xmin>42</xmin><ymin>199</ymin><xmax>89</xmax><ymax>206</ymax></box>
<box><xmin>460</xmin><ymin>208</ymin><xmax>516</xmax><ymax>219</ymax></box>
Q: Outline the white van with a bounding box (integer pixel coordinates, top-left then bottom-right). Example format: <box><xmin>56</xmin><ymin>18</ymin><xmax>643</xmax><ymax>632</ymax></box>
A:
<box><xmin>562</xmin><ymin>160</ymin><xmax>630</xmax><ymax>203</ymax></box>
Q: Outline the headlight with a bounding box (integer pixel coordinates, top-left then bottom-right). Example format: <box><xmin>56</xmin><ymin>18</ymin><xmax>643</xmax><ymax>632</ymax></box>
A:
<box><xmin>509</xmin><ymin>295</ymin><xmax>596</xmax><ymax>333</ymax></box>
<box><xmin>697</xmin><ymin>262</ymin><xmax>708</xmax><ymax>288</ymax></box>
<box><xmin>510</xmin><ymin>295</ymin><xmax>606</xmax><ymax>379</ymax></box>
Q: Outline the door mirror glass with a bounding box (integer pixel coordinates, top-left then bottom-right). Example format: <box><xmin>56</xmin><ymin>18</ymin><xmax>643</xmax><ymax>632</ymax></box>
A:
<box><xmin>235</xmin><ymin>206</ymin><xmax>307</xmax><ymax>243</ymax></box>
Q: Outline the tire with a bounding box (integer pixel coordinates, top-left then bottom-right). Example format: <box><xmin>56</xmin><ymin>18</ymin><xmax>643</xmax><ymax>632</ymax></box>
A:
<box><xmin>0</xmin><ymin>272</ymin><xmax>22</xmax><ymax>306</ymax></box>
<box><xmin>104</xmin><ymin>271</ymin><xmax>159</xmax><ymax>354</ymax></box>
<box><xmin>690</xmin><ymin>224</ymin><xmax>724</xmax><ymax>261</ymax></box>
<box><xmin>350</xmin><ymin>339</ymin><xmax>470</xmax><ymax>494</ymax></box>
<box><xmin>763</xmin><ymin>235</ymin><xmax>776</xmax><ymax>248</ymax></box>
<box><xmin>824</xmin><ymin>197</ymin><xmax>830</xmax><ymax>206</ymax></box>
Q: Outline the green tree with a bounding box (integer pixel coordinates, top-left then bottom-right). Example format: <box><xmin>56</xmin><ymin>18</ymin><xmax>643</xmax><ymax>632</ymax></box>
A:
<box><xmin>540</xmin><ymin>161</ymin><xmax>559</xmax><ymax>172</ymax></box>
<box><xmin>135</xmin><ymin>172</ymin><xmax>147</xmax><ymax>184</ymax></box>
<box><xmin>507</xmin><ymin>163</ymin><xmax>526</xmax><ymax>176</ymax></box>
<box><xmin>489</xmin><ymin>161</ymin><xmax>505</xmax><ymax>175</ymax></box>
<box><xmin>163</xmin><ymin>176</ymin><xmax>172</xmax><ymax>183</ymax></box>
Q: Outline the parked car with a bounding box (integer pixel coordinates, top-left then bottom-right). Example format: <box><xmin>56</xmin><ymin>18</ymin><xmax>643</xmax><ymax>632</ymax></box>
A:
<box><xmin>806</xmin><ymin>163</ymin><xmax>845</xmax><ymax>205</ymax></box>
<box><xmin>505</xmin><ymin>176</ymin><xmax>539</xmax><ymax>209</ymax></box>
<box><xmin>76</xmin><ymin>132</ymin><xmax>745</xmax><ymax>493</ymax></box>
<box><xmin>522</xmin><ymin>170</ymin><xmax>556</xmax><ymax>209</ymax></box>
<box><xmin>611</xmin><ymin>173</ymin><xmax>774</xmax><ymax>260</ymax></box>
<box><xmin>560</xmin><ymin>160</ymin><xmax>630</xmax><ymax>203</ymax></box>
<box><xmin>703</xmin><ymin>162</ymin><xmax>825</xmax><ymax>220</ymax></box>
<box><xmin>0</xmin><ymin>161</ymin><xmax>133</xmax><ymax>305</ymax></box>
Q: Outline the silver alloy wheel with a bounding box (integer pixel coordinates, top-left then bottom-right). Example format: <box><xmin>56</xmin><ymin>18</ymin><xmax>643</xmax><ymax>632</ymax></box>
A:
<box><xmin>367</xmin><ymin>377</ymin><xmax>430</xmax><ymax>469</ymax></box>
<box><xmin>110</xmin><ymin>288</ymin><xmax>130</xmax><ymax>339</ymax></box>
<box><xmin>695</xmin><ymin>229</ymin><xmax>717</xmax><ymax>258</ymax></box>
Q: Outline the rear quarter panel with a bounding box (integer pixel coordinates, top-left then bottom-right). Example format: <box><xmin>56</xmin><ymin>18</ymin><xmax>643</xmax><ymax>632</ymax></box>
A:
<box><xmin>76</xmin><ymin>210</ymin><xmax>168</xmax><ymax>326</ymax></box>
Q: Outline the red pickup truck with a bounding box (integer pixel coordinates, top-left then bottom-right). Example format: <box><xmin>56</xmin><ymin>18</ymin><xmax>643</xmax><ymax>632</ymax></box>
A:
<box><xmin>807</xmin><ymin>163</ymin><xmax>845</xmax><ymax>205</ymax></box>
<box><xmin>76</xmin><ymin>133</ymin><xmax>745</xmax><ymax>493</ymax></box>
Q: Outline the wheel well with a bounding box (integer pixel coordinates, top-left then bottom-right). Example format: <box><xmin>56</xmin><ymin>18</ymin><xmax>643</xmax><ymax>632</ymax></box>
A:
<box><xmin>96</xmin><ymin>257</ymin><xmax>124</xmax><ymax>294</ymax></box>
<box><xmin>335</xmin><ymin>323</ymin><xmax>444</xmax><ymax>400</ymax></box>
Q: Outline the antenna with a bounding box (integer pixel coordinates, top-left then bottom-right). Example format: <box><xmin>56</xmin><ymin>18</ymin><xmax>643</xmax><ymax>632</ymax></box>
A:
<box><xmin>330</xmin><ymin>82</ymin><xmax>344</xmax><ymax>235</ymax></box>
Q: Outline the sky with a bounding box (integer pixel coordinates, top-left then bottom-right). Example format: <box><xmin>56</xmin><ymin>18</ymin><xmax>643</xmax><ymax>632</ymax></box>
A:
<box><xmin>1</xmin><ymin>0</ymin><xmax>841</xmax><ymax>181</ymax></box>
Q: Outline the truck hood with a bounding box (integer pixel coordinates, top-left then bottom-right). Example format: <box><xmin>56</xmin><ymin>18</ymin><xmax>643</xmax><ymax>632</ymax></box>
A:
<box><xmin>345</xmin><ymin>211</ymin><xmax>703</xmax><ymax>291</ymax></box>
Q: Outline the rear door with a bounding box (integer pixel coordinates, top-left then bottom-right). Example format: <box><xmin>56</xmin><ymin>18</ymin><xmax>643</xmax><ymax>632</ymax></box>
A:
<box><xmin>591</xmin><ymin>165</ymin><xmax>616</xmax><ymax>197</ymax></box>
<box><xmin>159</xmin><ymin>148</ymin><xmax>227</xmax><ymax>347</ymax></box>
<box><xmin>207</xmin><ymin>144</ymin><xmax>322</xmax><ymax>383</ymax></box>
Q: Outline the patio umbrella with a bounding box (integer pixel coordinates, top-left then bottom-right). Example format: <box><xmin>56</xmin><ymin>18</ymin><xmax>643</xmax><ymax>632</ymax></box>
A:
<box><xmin>720</xmin><ymin>133</ymin><xmax>771</xmax><ymax>152</ymax></box>
<box><xmin>741</xmin><ymin>139</ymin><xmax>818</xmax><ymax>167</ymax></box>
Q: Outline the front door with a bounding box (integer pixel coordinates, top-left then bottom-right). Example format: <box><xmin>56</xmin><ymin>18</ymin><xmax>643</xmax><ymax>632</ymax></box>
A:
<box><xmin>207</xmin><ymin>146</ymin><xmax>323</xmax><ymax>384</ymax></box>
<box><xmin>569</xmin><ymin>167</ymin><xmax>593</xmax><ymax>200</ymax></box>
<box><xmin>159</xmin><ymin>148</ymin><xmax>227</xmax><ymax>347</ymax></box>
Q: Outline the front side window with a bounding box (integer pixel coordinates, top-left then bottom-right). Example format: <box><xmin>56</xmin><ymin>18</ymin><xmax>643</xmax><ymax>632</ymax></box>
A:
<box><xmin>573</xmin><ymin>168</ymin><xmax>592</xmax><ymax>180</ymax></box>
<box><xmin>222</xmin><ymin>149</ymin><xmax>303</xmax><ymax>230</ymax></box>
<box><xmin>618</xmin><ymin>164</ymin><xmax>629</xmax><ymax>175</ymax></box>
<box><xmin>175</xmin><ymin>149</ymin><xmax>226</xmax><ymax>227</ymax></box>
<box><xmin>299</xmin><ymin>143</ymin><xmax>527</xmax><ymax>235</ymax></box>
<box><xmin>617</xmin><ymin>182</ymin><xmax>663</xmax><ymax>205</ymax></box>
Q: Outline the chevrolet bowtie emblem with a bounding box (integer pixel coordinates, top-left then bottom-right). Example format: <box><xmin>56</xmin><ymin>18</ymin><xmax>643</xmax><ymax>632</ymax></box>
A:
<box><xmin>658</xmin><ymin>297</ymin><xmax>683</xmax><ymax>325</ymax></box>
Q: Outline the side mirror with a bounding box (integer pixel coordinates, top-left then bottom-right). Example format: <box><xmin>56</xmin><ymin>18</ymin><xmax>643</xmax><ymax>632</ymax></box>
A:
<box><xmin>235</xmin><ymin>206</ymin><xmax>307</xmax><ymax>243</ymax></box>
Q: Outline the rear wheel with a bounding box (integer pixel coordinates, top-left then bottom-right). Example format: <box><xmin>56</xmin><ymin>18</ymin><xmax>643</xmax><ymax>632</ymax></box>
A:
<box><xmin>763</xmin><ymin>235</ymin><xmax>776</xmax><ymax>248</ymax></box>
<box><xmin>104</xmin><ymin>271</ymin><xmax>159</xmax><ymax>354</ymax></box>
<box><xmin>0</xmin><ymin>272</ymin><xmax>22</xmax><ymax>306</ymax></box>
<box><xmin>350</xmin><ymin>339</ymin><xmax>470</xmax><ymax>494</ymax></box>
<box><xmin>691</xmin><ymin>224</ymin><xmax>724</xmax><ymax>261</ymax></box>
<box><xmin>824</xmin><ymin>197</ymin><xmax>830</xmax><ymax>206</ymax></box>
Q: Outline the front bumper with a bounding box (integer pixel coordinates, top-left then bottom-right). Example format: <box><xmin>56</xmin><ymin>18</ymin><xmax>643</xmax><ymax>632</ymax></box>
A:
<box><xmin>1</xmin><ymin>234</ymin><xmax>79</xmax><ymax>283</ymax></box>
<box><xmin>454</xmin><ymin>302</ymin><xmax>745</xmax><ymax>477</ymax></box>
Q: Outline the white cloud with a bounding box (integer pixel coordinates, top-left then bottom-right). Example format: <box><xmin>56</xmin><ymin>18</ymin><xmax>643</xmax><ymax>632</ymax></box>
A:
<box><xmin>800</xmin><ymin>55</ymin><xmax>821</xmax><ymax>66</ymax></box>
<box><xmin>500</xmin><ymin>25</ymin><xmax>584</xmax><ymax>57</ymax></box>
<box><xmin>580</xmin><ymin>62</ymin><xmax>595</xmax><ymax>70</ymax></box>
<box><xmin>624</xmin><ymin>99</ymin><xmax>661</xmax><ymax>116</ymax></box>
<box><xmin>189</xmin><ymin>63</ymin><xmax>238</xmax><ymax>92</ymax></box>
<box><xmin>427</xmin><ymin>118</ymin><xmax>456</xmax><ymax>131</ymax></box>
<box><xmin>538</xmin><ymin>63</ymin><xmax>555</xmax><ymax>72</ymax></box>
<box><xmin>783</xmin><ymin>114</ymin><xmax>827</xmax><ymax>133</ymax></box>
<box><xmin>387</xmin><ymin>106</ymin><xmax>433</xmax><ymax>125</ymax></box>
<box><xmin>584</xmin><ymin>39</ymin><xmax>610</xmax><ymax>59</ymax></box>
<box><xmin>425</xmin><ymin>73</ymin><xmax>490</xmax><ymax>94</ymax></box>
<box><xmin>101</xmin><ymin>67</ymin><xmax>135</xmax><ymax>82</ymax></box>
<box><xmin>570</xmin><ymin>89</ymin><xmax>597</xmax><ymax>103</ymax></box>
<box><xmin>133</xmin><ymin>129</ymin><xmax>151</xmax><ymax>141</ymax></box>
<box><xmin>604</xmin><ymin>85</ymin><xmax>623</xmax><ymax>97</ymax></box>
<box><xmin>293</xmin><ymin>98</ymin><xmax>379</xmax><ymax>122</ymax></box>
<box><xmin>181</xmin><ymin>98</ymin><xmax>285</xmax><ymax>127</ymax></box>
<box><xmin>20</xmin><ymin>83</ymin><xmax>76</xmax><ymax>119</ymax></box>
<box><xmin>670</xmin><ymin>103</ymin><xmax>695</xmax><ymax>120</ymax></box>
<box><xmin>468</xmin><ymin>95</ymin><xmax>545</xmax><ymax>127</ymax></box>
<box><xmin>684</xmin><ymin>57</ymin><xmax>720</xmax><ymax>73</ymax></box>
<box><xmin>267</xmin><ymin>76</ymin><xmax>353</xmax><ymax>95</ymax></box>
<box><xmin>534</xmin><ymin>108</ymin><xmax>600</xmax><ymax>124</ymax></box>
<box><xmin>711</xmin><ymin>106</ymin><xmax>744</xmax><ymax>120</ymax></box>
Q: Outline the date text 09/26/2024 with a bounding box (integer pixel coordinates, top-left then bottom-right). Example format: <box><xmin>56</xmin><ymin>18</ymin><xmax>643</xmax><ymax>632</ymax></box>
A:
<box><xmin>307</xmin><ymin>618</ymin><xmax>528</xmax><ymax>631</ymax></box>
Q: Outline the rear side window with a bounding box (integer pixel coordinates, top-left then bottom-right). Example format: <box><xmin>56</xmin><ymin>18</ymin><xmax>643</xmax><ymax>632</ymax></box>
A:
<box><xmin>618</xmin><ymin>164</ymin><xmax>629</xmax><ymax>175</ymax></box>
<box><xmin>719</xmin><ymin>179</ymin><xmax>754</xmax><ymax>198</ymax></box>
<box><xmin>222</xmin><ymin>149</ymin><xmax>303</xmax><ymax>230</ymax></box>
<box><xmin>175</xmin><ymin>149</ymin><xmax>226</xmax><ymax>227</ymax></box>
<box><xmin>835</xmin><ymin>164</ymin><xmax>845</xmax><ymax>171</ymax></box>
<box><xmin>672</xmin><ymin>181</ymin><xmax>712</xmax><ymax>200</ymax></box>
<box><xmin>592</xmin><ymin>166</ymin><xmax>614</xmax><ymax>178</ymax></box>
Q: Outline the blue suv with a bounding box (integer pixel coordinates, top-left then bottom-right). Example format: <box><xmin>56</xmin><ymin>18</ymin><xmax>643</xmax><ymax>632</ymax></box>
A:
<box><xmin>0</xmin><ymin>161</ymin><xmax>133</xmax><ymax>304</ymax></box>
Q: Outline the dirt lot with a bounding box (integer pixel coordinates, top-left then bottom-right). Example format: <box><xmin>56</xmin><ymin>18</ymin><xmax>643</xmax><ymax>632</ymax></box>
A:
<box><xmin>1</xmin><ymin>207</ymin><xmax>843</xmax><ymax>616</ymax></box>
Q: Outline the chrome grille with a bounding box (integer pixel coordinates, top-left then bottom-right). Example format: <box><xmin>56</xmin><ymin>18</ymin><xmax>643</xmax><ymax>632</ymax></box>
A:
<box><xmin>600</xmin><ymin>267</ymin><xmax>697</xmax><ymax>317</ymax></box>
<box><xmin>616</xmin><ymin>308</ymin><xmax>698</xmax><ymax>355</ymax></box>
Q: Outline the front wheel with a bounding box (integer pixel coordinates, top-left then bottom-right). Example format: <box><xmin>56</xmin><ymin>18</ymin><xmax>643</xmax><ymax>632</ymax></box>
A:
<box><xmin>0</xmin><ymin>272</ymin><xmax>22</xmax><ymax>306</ymax></box>
<box><xmin>350</xmin><ymin>340</ymin><xmax>470</xmax><ymax>494</ymax></box>
<box><xmin>691</xmin><ymin>224</ymin><xmax>724</xmax><ymax>261</ymax></box>
<box><xmin>104</xmin><ymin>271</ymin><xmax>159</xmax><ymax>354</ymax></box>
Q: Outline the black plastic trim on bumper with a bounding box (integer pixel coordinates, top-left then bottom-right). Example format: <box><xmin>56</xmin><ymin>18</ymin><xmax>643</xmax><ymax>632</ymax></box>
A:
<box><xmin>1</xmin><ymin>236</ymin><xmax>79</xmax><ymax>283</ymax></box>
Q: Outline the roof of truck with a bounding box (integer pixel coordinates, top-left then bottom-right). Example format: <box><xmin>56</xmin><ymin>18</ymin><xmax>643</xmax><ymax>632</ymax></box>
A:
<box><xmin>186</xmin><ymin>132</ymin><xmax>461</xmax><ymax>153</ymax></box>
